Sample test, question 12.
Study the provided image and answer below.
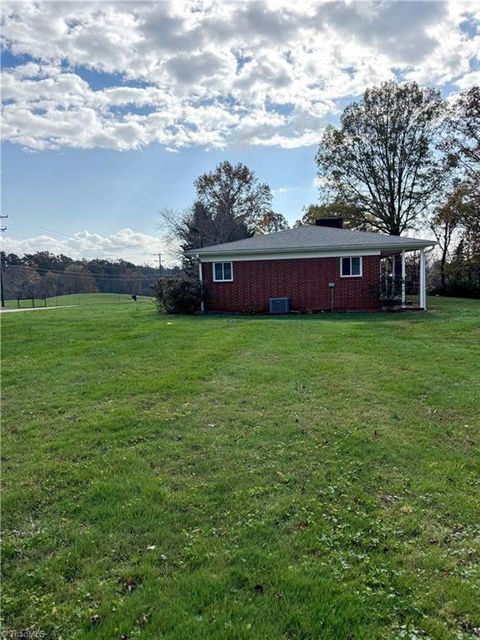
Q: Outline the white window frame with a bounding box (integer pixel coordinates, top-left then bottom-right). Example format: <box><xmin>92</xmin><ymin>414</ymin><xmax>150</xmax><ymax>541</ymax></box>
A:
<box><xmin>212</xmin><ymin>261</ymin><xmax>233</xmax><ymax>282</ymax></box>
<box><xmin>340</xmin><ymin>256</ymin><xmax>363</xmax><ymax>278</ymax></box>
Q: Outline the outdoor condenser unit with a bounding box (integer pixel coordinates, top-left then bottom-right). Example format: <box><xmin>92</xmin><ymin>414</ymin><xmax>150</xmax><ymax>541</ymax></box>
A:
<box><xmin>269</xmin><ymin>297</ymin><xmax>290</xmax><ymax>314</ymax></box>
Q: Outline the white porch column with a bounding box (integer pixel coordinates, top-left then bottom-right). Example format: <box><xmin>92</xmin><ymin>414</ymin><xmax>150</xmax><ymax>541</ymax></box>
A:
<box><xmin>419</xmin><ymin>249</ymin><xmax>426</xmax><ymax>311</ymax></box>
<box><xmin>198</xmin><ymin>257</ymin><xmax>205</xmax><ymax>313</ymax></box>
<box><xmin>401</xmin><ymin>250</ymin><xmax>406</xmax><ymax>308</ymax></box>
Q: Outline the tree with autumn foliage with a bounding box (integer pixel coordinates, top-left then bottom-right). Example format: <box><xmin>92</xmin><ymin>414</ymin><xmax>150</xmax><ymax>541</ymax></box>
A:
<box><xmin>254</xmin><ymin>211</ymin><xmax>289</xmax><ymax>234</ymax></box>
<box><xmin>315</xmin><ymin>81</ymin><xmax>447</xmax><ymax>236</ymax></box>
<box><xmin>430</xmin><ymin>182</ymin><xmax>479</xmax><ymax>296</ymax></box>
<box><xmin>444</xmin><ymin>86</ymin><xmax>480</xmax><ymax>200</ymax></box>
<box><xmin>430</xmin><ymin>184</ymin><xmax>473</xmax><ymax>287</ymax></box>
<box><xmin>160</xmin><ymin>161</ymin><xmax>280</xmax><ymax>271</ymax></box>
<box><xmin>194</xmin><ymin>161</ymin><xmax>272</xmax><ymax>229</ymax></box>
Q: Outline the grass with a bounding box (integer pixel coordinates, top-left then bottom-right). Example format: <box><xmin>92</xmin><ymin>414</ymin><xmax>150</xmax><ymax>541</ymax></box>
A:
<box><xmin>1</xmin><ymin>294</ymin><xmax>479</xmax><ymax>639</ymax></box>
<box><xmin>2</xmin><ymin>293</ymin><xmax>153</xmax><ymax>309</ymax></box>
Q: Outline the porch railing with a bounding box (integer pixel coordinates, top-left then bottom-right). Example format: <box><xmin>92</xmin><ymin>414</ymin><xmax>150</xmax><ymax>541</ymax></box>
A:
<box><xmin>379</xmin><ymin>274</ymin><xmax>418</xmax><ymax>303</ymax></box>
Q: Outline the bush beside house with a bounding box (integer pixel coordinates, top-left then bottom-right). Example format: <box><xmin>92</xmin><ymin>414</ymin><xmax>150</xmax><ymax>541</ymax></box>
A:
<box><xmin>153</xmin><ymin>277</ymin><xmax>203</xmax><ymax>314</ymax></box>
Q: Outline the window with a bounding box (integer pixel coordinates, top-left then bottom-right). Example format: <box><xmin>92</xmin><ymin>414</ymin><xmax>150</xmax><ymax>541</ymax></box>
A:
<box><xmin>340</xmin><ymin>256</ymin><xmax>362</xmax><ymax>277</ymax></box>
<box><xmin>213</xmin><ymin>262</ymin><xmax>233</xmax><ymax>281</ymax></box>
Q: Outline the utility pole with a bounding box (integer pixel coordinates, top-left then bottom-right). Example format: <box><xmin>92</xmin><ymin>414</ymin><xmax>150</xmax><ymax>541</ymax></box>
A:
<box><xmin>153</xmin><ymin>253</ymin><xmax>162</xmax><ymax>276</ymax></box>
<box><xmin>0</xmin><ymin>214</ymin><xmax>7</xmax><ymax>308</ymax></box>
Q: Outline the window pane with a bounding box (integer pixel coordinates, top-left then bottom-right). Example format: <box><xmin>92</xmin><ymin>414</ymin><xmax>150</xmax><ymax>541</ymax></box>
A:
<box><xmin>341</xmin><ymin>257</ymin><xmax>350</xmax><ymax>276</ymax></box>
<box><xmin>223</xmin><ymin>262</ymin><xmax>232</xmax><ymax>280</ymax></box>
<box><xmin>351</xmin><ymin>257</ymin><xmax>361</xmax><ymax>275</ymax></box>
<box><xmin>214</xmin><ymin>263</ymin><xmax>223</xmax><ymax>280</ymax></box>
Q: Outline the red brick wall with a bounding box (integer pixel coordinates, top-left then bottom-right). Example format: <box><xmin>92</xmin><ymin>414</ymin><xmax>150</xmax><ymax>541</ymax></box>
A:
<box><xmin>202</xmin><ymin>255</ymin><xmax>381</xmax><ymax>313</ymax></box>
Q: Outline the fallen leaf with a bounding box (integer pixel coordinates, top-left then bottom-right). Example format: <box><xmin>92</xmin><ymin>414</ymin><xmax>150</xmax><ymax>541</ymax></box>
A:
<box><xmin>123</xmin><ymin>576</ymin><xmax>137</xmax><ymax>592</ymax></box>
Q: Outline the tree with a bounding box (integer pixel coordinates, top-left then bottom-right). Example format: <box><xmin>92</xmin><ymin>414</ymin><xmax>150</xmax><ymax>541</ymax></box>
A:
<box><xmin>161</xmin><ymin>201</ymin><xmax>251</xmax><ymax>274</ymax></box>
<box><xmin>40</xmin><ymin>271</ymin><xmax>62</xmax><ymax>298</ymax></box>
<box><xmin>63</xmin><ymin>264</ymin><xmax>97</xmax><ymax>294</ymax></box>
<box><xmin>185</xmin><ymin>200</ymin><xmax>250</xmax><ymax>248</ymax></box>
<box><xmin>254</xmin><ymin>211</ymin><xmax>289</xmax><ymax>234</ymax></box>
<box><xmin>445</xmin><ymin>86</ymin><xmax>480</xmax><ymax>199</ymax></box>
<box><xmin>430</xmin><ymin>183</ymin><xmax>480</xmax><ymax>293</ymax></box>
<box><xmin>315</xmin><ymin>81</ymin><xmax>446</xmax><ymax>235</ymax></box>
<box><xmin>430</xmin><ymin>184</ymin><xmax>469</xmax><ymax>287</ymax></box>
<box><xmin>23</xmin><ymin>251</ymin><xmax>73</xmax><ymax>272</ymax></box>
<box><xmin>195</xmin><ymin>161</ymin><xmax>272</xmax><ymax>228</ymax></box>
<box><xmin>458</xmin><ymin>188</ymin><xmax>480</xmax><ymax>289</ymax></box>
<box><xmin>8</xmin><ymin>266</ymin><xmax>41</xmax><ymax>299</ymax></box>
<box><xmin>160</xmin><ymin>161</ymin><xmax>275</xmax><ymax>272</ymax></box>
<box><xmin>1</xmin><ymin>252</ymin><xmax>22</xmax><ymax>267</ymax></box>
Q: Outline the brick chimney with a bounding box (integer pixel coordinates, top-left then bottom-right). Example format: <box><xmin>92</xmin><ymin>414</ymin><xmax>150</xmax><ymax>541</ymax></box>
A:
<box><xmin>314</xmin><ymin>218</ymin><xmax>343</xmax><ymax>229</ymax></box>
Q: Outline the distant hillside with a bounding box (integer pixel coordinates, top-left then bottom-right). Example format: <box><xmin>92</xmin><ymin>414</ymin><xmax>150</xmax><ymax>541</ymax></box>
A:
<box><xmin>0</xmin><ymin>251</ymin><xmax>184</xmax><ymax>299</ymax></box>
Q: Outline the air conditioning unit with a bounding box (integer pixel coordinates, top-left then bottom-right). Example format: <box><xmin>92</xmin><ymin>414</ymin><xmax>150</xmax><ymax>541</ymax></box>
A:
<box><xmin>269</xmin><ymin>297</ymin><xmax>290</xmax><ymax>314</ymax></box>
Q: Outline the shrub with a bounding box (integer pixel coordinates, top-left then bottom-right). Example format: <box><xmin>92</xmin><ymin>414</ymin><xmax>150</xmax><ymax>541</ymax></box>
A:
<box><xmin>153</xmin><ymin>277</ymin><xmax>203</xmax><ymax>314</ymax></box>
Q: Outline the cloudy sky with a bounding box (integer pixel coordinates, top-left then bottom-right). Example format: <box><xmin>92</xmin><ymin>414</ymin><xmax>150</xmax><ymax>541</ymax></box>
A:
<box><xmin>1</xmin><ymin>0</ymin><xmax>479</xmax><ymax>265</ymax></box>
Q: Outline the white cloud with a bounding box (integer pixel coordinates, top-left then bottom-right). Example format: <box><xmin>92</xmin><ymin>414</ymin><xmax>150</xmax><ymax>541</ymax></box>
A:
<box><xmin>272</xmin><ymin>187</ymin><xmax>290</xmax><ymax>196</ymax></box>
<box><xmin>1</xmin><ymin>0</ymin><xmax>478</xmax><ymax>151</ymax></box>
<box><xmin>1</xmin><ymin>228</ymin><xmax>176</xmax><ymax>266</ymax></box>
<box><xmin>455</xmin><ymin>70</ymin><xmax>480</xmax><ymax>89</ymax></box>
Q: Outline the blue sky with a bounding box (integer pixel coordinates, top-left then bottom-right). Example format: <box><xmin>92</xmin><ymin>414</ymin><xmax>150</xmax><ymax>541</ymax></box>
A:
<box><xmin>2</xmin><ymin>141</ymin><xmax>319</xmax><ymax>237</ymax></box>
<box><xmin>1</xmin><ymin>1</ymin><xmax>479</xmax><ymax>265</ymax></box>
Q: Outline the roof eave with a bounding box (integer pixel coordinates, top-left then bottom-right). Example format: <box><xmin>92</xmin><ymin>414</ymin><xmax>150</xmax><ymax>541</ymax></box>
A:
<box><xmin>185</xmin><ymin>240</ymin><xmax>437</xmax><ymax>258</ymax></box>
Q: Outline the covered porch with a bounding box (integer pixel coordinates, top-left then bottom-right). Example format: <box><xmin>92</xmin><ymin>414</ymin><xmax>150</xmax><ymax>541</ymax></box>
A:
<box><xmin>380</xmin><ymin>248</ymin><xmax>429</xmax><ymax>311</ymax></box>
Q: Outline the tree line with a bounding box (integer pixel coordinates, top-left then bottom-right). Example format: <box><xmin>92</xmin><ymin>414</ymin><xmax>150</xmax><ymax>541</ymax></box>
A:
<box><xmin>0</xmin><ymin>251</ymin><xmax>183</xmax><ymax>300</ymax></box>
<box><xmin>161</xmin><ymin>81</ymin><xmax>479</xmax><ymax>297</ymax></box>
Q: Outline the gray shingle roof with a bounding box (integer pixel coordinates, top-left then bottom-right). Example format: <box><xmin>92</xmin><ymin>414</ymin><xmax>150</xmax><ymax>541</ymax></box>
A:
<box><xmin>185</xmin><ymin>225</ymin><xmax>436</xmax><ymax>256</ymax></box>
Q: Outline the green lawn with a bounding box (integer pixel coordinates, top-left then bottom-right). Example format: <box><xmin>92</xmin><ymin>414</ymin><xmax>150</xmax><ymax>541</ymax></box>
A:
<box><xmin>2</xmin><ymin>293</ymin><xmax>154</xmax><ymax>309</ymax></box>
<box><xmin>2</xmin><ymin>295</ymin><xmax>479</xmax><ymax>639</ymax></box>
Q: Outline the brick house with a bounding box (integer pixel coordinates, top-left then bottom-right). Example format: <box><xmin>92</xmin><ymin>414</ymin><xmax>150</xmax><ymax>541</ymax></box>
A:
<box><xmin>185</xmin><ymin>219</ymin><xmax>436</xmax><ymax>314</ymax></box>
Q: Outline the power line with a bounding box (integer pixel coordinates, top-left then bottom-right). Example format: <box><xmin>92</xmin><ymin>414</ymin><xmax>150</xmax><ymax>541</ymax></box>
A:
<box><xmin>7</xmin><ymin>218</ymin><xmax>165</xmax><ymax>249</ymax></box>
<box><xmin>1</xmin><ymin>239</ymin><xmax>158</xmax><ymax>266</ymax></box>
<box><xmin>3</xmin><ymin>265</ymin><xmax>158</xmax><ymax>280</ymax></box>
<box><xmin>0</xmin><ymin>231</ymin><xmax>28</xmax><ymax>241</ymax></box>
<box><xmin>8</xmin><ymin>219</ymin><xmax>78</xmax><ymax>242</ymax></box>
